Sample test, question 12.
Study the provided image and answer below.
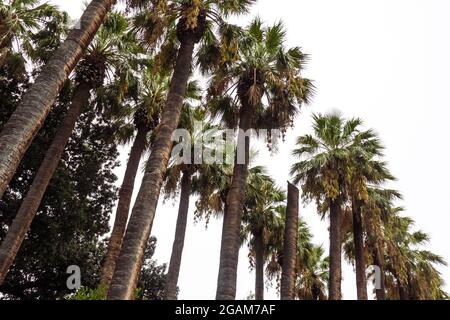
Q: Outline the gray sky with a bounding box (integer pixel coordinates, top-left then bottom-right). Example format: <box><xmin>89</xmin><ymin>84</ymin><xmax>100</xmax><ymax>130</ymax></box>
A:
<box><xmin>48</xmin><ymin>0</ymin><xmax>450</xmax><ymax>299</ymax></box>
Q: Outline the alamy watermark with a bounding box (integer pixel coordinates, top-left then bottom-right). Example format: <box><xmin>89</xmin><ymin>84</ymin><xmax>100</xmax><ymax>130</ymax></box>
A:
<box><xmin>66</xmin><ymin>265</ymin><xmax>81</xmax><ymax>290</ymax></box>
<box><xmin>367</xmin><ymin>265</ymin><xmax>382</xmax><ymax>290</ymax></box>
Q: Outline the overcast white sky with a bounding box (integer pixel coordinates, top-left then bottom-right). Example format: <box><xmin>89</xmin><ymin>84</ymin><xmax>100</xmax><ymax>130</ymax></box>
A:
<box><xmin>48</xmin><ymin>0</ymin><xmax>450</xmax><ymax>299</ymax></box>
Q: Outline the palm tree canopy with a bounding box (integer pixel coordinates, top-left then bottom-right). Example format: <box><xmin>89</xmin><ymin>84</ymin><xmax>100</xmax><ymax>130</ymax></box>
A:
<box><xmin>0</xmin><ymin>0</ymin><xmax>62</xmax><ymax>47</ymax></box>
<box><xmin>193</xmin><ymin>161</ymin><xmax>267</xmax><ymax>224</ymax></box>
<box><xmin>291</xmin><ymin>112</ymin><xmax>389</xmax><ymax>215</ymax></box>
<box><xmin>202</xmin><ymin>18</ymin><xmax>314</xmax><ymax>142</ymax></box>
<box><xmin>100</xmin><ymin>60</ymin><xmax>173</xmax><ymax>147</ymax></box>
<box><xmin>75</xmin><ymin>12</ymin><xmax>144</xmax><ymax>88</ymax></box>
<box><xmin>0</xmin><ymin>0</ymin><xmax>68</xmax><ymax>74</ymax></box>
<box><xmin>385</xmin><ymin>212</ymin><xmax>448</xmax><ymax>299</ymax></box>
<box><xmin>127</xmin><ymin>0</ymin><xmax>256</xmax><ymax>52</ymax></box>
<box><xmin>242</xmin><ymin>175</ymin><xmax>286</xmax><ymax>262</ymax></box>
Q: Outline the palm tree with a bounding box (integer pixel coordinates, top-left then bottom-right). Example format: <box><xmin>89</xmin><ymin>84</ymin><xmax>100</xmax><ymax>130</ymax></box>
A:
<box><xmin>163</xmin><ymin>165</ymin><xmax>193</xmax><ymax>300</ymax></box>
<box><xmin>0</xmin><ymin>12</ymin><xmax>139</xmax><ymax>285</ymax></box>
<box><xmin>0</xmin><ymin>0</ymin><xmax>63</xmax><ymax>67</ymax></box>
<box><xmin>192</xmin><ymin>147</ymin><xmax>259</xmax><ymax>228</ymax></box>
<box><xmin>195</xmin><ymin>160</ymin><xmax>280</xmax><ymax>300</ymax></box>
<box><xmin>407</xmin><ymin>251</ymin><xmax>448</xmax><ymax>300</ymax></box>
<box><xmin>193</xmin><ymin>163</ymin><xmax>232</xmax><ymax>226</ymax></box>
<box><xmin>295</xmin><ymin>246</ymin><xmax>328</xmax><ymax>300</ymax></box>
<box><xmin>108</xmin><ymin>0</ymin><xmax>256</xmax><ymax>300</ymax></box>
<box><xmin>100</xmin><ymin>66</ymin><xmax>169</xmax><ymax>289</ymax></box>
<box><xmin>347</xmin><ymin>136</ymin><xmax>394</xmax><ymax>300</ymax></box>
<box><xmin>290</xmin><ymin>112</ymin><xmax>382</xmax><ymax>300</ymax></box>
<box><xmin>0</xmin><ymin>0</ymin><xmax>115</xmax><ymax>200</ymax></box>
<box><xmin>265</xmin><ymin>214</ymin><xmax>326</xmax><ymax>300</ymax></box>
<box><xmin>384</xmin><ymin>213</ymin><xmax>448</xmax><ymax>300</ymax></box>
<box><xmin>280</xmin><ymin>182</ymin><xmax>299</xmax><ymax>300</ymax></box>
<box><xmin>242</xmin><ymin>173</ymin><xmax>285</xmax><ymax>300</ymax></box>
<box><xmin>162</xmin><ymin>104</ymin><xmax>220</xmax><ymax>301</ymax></box>
<box><xmin>352</xmin><ymin>187</ymin><xmax>401</xmax><ymax>300</ymax></box>
<box><xmin>202</xmin><ymin>18</ymin><xmax>313</xmax><ymax>300</ymax></box>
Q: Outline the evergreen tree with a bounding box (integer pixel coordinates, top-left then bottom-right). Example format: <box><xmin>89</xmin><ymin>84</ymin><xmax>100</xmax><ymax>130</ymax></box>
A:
<box><xmin>0</xmin><ymin>67</ymin><xmax>119</xmax><ymax>299</ymax></box>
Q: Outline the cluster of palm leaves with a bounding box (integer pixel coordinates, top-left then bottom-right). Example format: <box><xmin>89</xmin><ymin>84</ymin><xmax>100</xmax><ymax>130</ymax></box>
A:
<box><xmin>0</xmin><ymin>0</ymin><xmax>447</xmax><ymax>300</ymax></box>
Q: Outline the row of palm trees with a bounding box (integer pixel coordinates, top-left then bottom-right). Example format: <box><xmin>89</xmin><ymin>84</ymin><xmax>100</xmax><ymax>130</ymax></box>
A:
<box><xmin>0</xmin><ymin>0</ymin><xmax>447</xmax><ymax>300</ymax></box>
<box><xmin>291</xmin><ymin>114</ymin><xmax>447</xmax><ymax>299</ymax></box>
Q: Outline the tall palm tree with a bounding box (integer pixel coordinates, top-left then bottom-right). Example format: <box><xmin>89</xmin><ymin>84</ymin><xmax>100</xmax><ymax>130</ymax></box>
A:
<box><xmin>162</xmin><ymin>104</ymin><xmax>219</xmax><ymax>301</ymax></box>
<box><xmin>163</xmin><ymin>165</ymin><xmax>193</xmax><ymax>300</ymax></box>
<box><xmin>100</xmin><ymin>66</ymin><xmax>170</xmax><ymax>289</ymax></box>
<box><xmin>290</xmin><ymin>112</ymin><xmax>381</xmax><ymax>300</ymax></box>
<box><xmin>378</xmin><ymin>206</ymin><xmax>409</xmax><ymax>299</ymax></box>
<box><xmin>347</xmin><ymin>135</ymin><xmax>394</xmax><ymax>300</ymax></box>
<box><xmin>195</xmin><ymin>160</ymin><xmax>280</xmax><ymax>300</ymax></box>
<box><xmin>242</xmin><ymin>174</ymin><xmax>285</xmax><ymax>300</ymax></box>
<box><xmin>108</xmin><ymin>0</ymin><xmax>256</xmax><ymax>300</ymax></box>
<box><xmin>202</xmin><ymin>18</ymin><xmax>313</xmax><ymax>300</ymax></box>
<box><xmin>350</xmin><ymin>187</ymin><xmax>401</xmax><ymax>300</ymax></box>
<box><xmin>384</xmin><ymin>213</ymin><xmax>448</xmax><ymax>300</ymax></box>
<box><xmin>0</xmin><ymin>0</ymin><xmax>115</xmax><ymax>200</ymax></box>
<box><xmin>0</xmin><ymin>12</ymin><xmax>139</xmax><ymax>285</ymax></box>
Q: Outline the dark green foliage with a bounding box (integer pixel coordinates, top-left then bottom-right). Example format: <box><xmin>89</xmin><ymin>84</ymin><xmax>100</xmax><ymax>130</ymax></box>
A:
<box><xmin>136</xmin><ymin>237</ymin><xmax>170</xmax><ymax>300</ymax></box>
<box><xmin>0</xmin><ymin>68</ymin><xmax>119</xmax><ymax>300</ymax></box>
<box><xmin>68</xmin><ymin>237</ymin><xmax>169</xmax><ymax>300</ymax></box>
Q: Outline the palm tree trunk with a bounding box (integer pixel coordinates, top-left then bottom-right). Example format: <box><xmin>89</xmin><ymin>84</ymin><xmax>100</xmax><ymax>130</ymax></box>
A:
<box><xmin>0</xmin><ymin>81</ymin><xmax>92</xmax><ymax>285</ymax></box>
<box><xmin>254</xmin><ymin>230</ymin><xmax>264</xmax><ymax>300</ymax></box>
<box><xmin>216</xmin><ymin>103</ymin><xmax>253</xmax><ymax>300</ymax></box>
<box><xmin>352</xmin><ymin>199</ymin><xmax>368</xmax><ymax>300</ymax></box>
<box><xmin>0</xmin><ymin>34</ymin><xmax>12</xmax><ymax>68</ymax></box>
<box><xmin>328</xmin><ymin>199</ymin><xmax>342</xmax><ymax>300</ymax></box>
<box><xmin>390</xmin><ymin>268</ymin><xmax>408</xmax><ymax>300</ymax></box>
<box><xmin>398</xmin><ymin>279</ymin><xmax>410</xmax><ymax>300</ymax></box>
<box><xmin>164</xmin><ymin>170</ymin><xmax>192</xmax><ymax>300</ymax></box>
<box><xmin>280</xmin><ymin>182</ymin><xmax>299</xmax><ymax>300</ymax></box>
<box><xmin>0</xmin><ymin>47</ymin><xmax>10</xmax><ymax>68</ymax></box>
<box><xmin>100</xmin><ymin>125</ymin><xmax>148</xmax><ymax>289</ymax></box>
<box><xmin>221</xmin><ymin>203</ymin><xmax>228</xmax><ymax>236</ymax></box>
<box><xmin>0</xmin><ymin>0</ymin><xmax>115</xmax><ymax>200</ymax></box>
<box><xmin>312</xmin><ymin>285</ymin><xmax>320</xmax><ymax>300</ymax></box>
<box><xmin>373</xmin><ymin>248</ymin><xmax>386</xmax><ymax>300</ymax></box>
<box><xmin>107</xmin><ymin>35</ymin><xmax>197</xmax><ymax>300</ymax></box>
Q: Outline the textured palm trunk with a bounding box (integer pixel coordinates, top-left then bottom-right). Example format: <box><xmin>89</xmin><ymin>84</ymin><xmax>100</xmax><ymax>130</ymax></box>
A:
<box><xmin>100</xmin><ymin>125</ymin><xmax>148</xmax><ymax>289</ymax></box>
<box><xmin>0</xmin><ymin>81</ymin><xmax>92</xmax><ymax>285</ymax></box>
<box><xmin>222</xmin><ymin>202</ymin><xmax>229</xmax><ymax>233</ymax></box>
<box><xmin>280</xmin><ymin>182</ymin><xmax>299</xmax><ymax>300</ymax></box>
<box><xmin>0</xmin><ymin>47</ymin><xmax>10</xmax><ymax>68</ymax></box>
<box><xmin>0</xmin><ymin>34</ymin><xmax>12</xmax><ymax>68</ymax></box>
<box><xmin>328</xmin><ymin>199</ymin><xmax>342</xmax><ymax>300</ymax></box>
<box><xmin>352</xmin><ymin>199</ymin><xmax>368</xmax><ymax>300</ymax></box>
<box><xmin>0</xmin><ymin>0</ymin><xmax>115</xmax><ymax>200</ymax></box>
<box><xmin>254</xmin><ymin>230</ymin><xmax>264</xmax><ymax>300</ymax></box>
<box><xmin>216</xmin><ymin>103</ymin><xmax>253</xmax><ymax>300</ymax></box>
<box><xmin>164</xmin><ymin>171</ymin><xmax>192</xmax><ymax>300</ymax></box>
<box><xmin>107</xmin><ymin>35</ymin><xmax>196</xmax><ymax>300</ymax></box>
<box><xmin>373</xmin><ymin>248</ymin><xmax>386</xmax><ymax>300</ymax></box>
